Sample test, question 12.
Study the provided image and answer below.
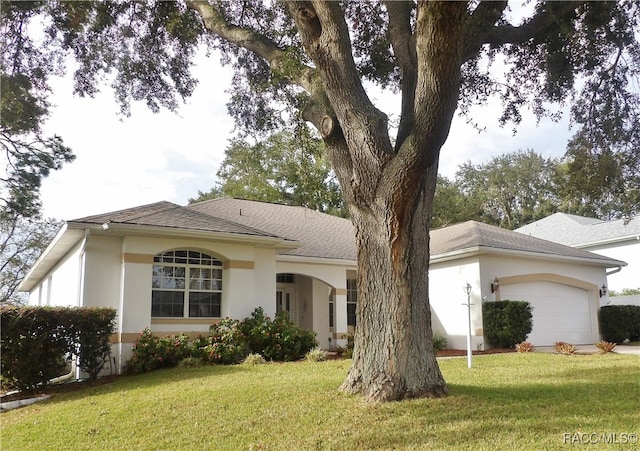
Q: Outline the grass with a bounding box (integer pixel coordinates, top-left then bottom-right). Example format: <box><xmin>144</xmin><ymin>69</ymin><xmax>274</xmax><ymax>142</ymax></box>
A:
<box><xmin>2</xmin><ymin>354</ymin><xmax>639</xmax><ymax>450</ymax></box>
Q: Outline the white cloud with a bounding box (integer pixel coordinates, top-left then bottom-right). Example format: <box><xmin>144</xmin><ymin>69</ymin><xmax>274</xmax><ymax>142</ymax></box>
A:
<box><xmin>38</xmin><ymin>47</ymin><xmax>573</xmax><ymax>220</ymax></box>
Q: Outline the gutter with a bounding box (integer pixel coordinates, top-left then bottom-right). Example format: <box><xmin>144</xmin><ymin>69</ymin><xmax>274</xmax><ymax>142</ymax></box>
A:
<box><xmin>606</xmin><ymin>265</ymin><xmax>622</xmax><ymax>276</ymax></box>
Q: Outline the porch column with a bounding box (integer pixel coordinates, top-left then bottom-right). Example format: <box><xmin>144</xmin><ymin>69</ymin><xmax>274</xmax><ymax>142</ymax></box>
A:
<box><xmin>335</xmin><ymin>287</ymin><xmax>348</xmax><ymax>338</ymax></box>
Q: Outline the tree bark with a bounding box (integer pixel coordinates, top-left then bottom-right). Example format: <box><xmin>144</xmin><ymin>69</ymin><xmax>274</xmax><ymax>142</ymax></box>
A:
<box><xmin>340</xmin><ymin>163</ymin><xmax>447</xmax><ymax>402</ymax></box>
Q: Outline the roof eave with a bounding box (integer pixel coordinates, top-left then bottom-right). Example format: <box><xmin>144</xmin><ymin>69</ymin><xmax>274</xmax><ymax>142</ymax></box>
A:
<box><xmin>69</xmin><ymin>221</ymin><xmax>302</xmax><ymax>250</ymax></box>
<box><xmin>18</xmin><ymin>224</ymin><xmax>86</xmax><ymax>292</ymax></box>
<box><xmin>430</xmin><ymin>245</ymin><xmax>627</xmax><ymax>268</ymax></box>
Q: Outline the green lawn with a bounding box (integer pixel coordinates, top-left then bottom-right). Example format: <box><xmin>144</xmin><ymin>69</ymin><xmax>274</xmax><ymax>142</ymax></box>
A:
<box><xmin>2</xmin><ymin>354</ymin><xmax>639</xmax><ymax>450</ymax></box>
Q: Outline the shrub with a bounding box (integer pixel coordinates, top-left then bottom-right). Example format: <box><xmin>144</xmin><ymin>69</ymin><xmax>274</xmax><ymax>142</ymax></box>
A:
<box><xmin>595</xmin><ymin>341</ymin><xmax>617</xmax><ymax>354</ymax></box>
<box><xmin>515</xmin><ymin>341</ymin><xmax>534</xmax><ymax>353</ymax></box>
<box><xmin>0</xmin><ymin>305</ymin><xmax>117</xmax><ymax>390</ymax></box>
<box><xmin>599</xmin><ymin>305</ymin><xmax>640</xmax><ymax>343</ymax></box>
<box><xmin>243</xmin><ymin>353</ymin><xmax>267</xmax><ymax>365</ymax></box>
<box><xmin>203</xmin><ymin>318</ymin><xmax>247</xmax><ymax>364</ymax></box>
<box><xmin>66</xmin><ymin>308</ymin><xmax>117</xmax><ymax>381</ymax></box>
<box><xmin>432</xmin><ymin>332</ymin><xmax>447</xmax><ymax>352</ymax></box>
<box><xmin>305</xmin><ymin>347</ymin><xmax>327</xmax><ymax>362</ymax></box>
<box><xmin>554</xmin><ymin>341</ymin><xmax>576</xmax><ymax>355</ymax></box>
<box><xmin>239</xmin><ymin>308</ymin><xmax>317</xmax><ymax>362</ymax></box>
<box><xmin>483</xmin><ymin>300</ymin><xmax>533</xmax><ymax>348</ymax></box>
<box><xmin>124</xmin><ymin>329</ymin><xmax>190</xmax><ymax>374</ymax></box>
<box><xmin>262</xmin><ymin>311</ymin><xmax>317</xmax><ymax>361</ymax></box>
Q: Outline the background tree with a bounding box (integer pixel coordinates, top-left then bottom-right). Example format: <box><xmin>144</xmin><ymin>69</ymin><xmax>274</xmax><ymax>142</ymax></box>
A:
<box><xmin>3</xmin><ymin>1</ymin><xmax>639</xmax><ymax>401</ymax></box>
<box><xmin>0</xmin><ymin>216</ymin><xmax>60</xmax><ymax>304</ymax></box>
<box><xmin>192</xmin><ymin>129</ymin><xmax>347</xmax><ymax>217</ymax></box>
<box><xmin>454</xmin><ymin>149</ymin><xmax>562</xmax><ymax>229</ymax></box>
<box><xmin>1</xmin><ymin>4</ymin><xmax>74</xmax><ymax>220</ymax></box>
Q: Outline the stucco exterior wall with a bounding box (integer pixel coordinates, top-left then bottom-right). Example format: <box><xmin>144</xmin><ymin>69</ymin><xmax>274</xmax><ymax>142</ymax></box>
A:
<box><xmin>580</xmin><ymin>239</ymin><xmax>639</xmax><ymax>292</ymax></box>
<box><xmin>28</xmin><ymin>240</ymin><xmax>83</xmax><ymax>308</ymax></box>
<box><xmin>428</xmin><ymin>257</ymin><xmax>482</xmax><ymax>350</ymax></box>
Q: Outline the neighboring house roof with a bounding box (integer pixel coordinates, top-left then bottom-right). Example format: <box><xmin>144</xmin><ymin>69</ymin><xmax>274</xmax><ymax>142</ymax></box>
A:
<box><xmin>187</xmin><ymin>198</ymin><xmax>357</xmax><ymax>261</ymax></box>
<box><xmin>431</xmin><ymin>220</ymin><xmax>626</xmax><ymax>267</ymax></box>
<box><xmin>515</xmin><ymin>212</ymin><xmax>640</xmax><ymax>247</ymax></box>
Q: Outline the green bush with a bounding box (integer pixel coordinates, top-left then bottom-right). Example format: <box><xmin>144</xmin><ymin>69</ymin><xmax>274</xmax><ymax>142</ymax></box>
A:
<box><xmin>0</xmin><ymin>306</ymin><xmax>117</xmax><ymax>390</ymax></box>
<box><xmin>261</xmin><ymin>311</ymin><xmax>317</xmax><ymax>361</ymax></box>
<box><xmin>203</xmin><ymin>318</ymin><xmax>247</xmax><ymax>364</ymax></box>
<box><xmin>124</xmin><ymin>329</ymin><xmax>190</xmax><ymax>374</ymax></box>
<box><xmin>483</xmin><ymin>300</ymin><xmax>533</xmax><ymax>348</ymax></box>
<box><xmin>599</xmin><ymin>305</ymin><xmax>640</xmax><ymax>343</ymax></box>
<box><xmin>66</xmin><ymin>308</ymin><xmax>117</xmax><ymax>381</ymax></box>
<box><xmin>432</xmin><ymin>332</ymin><xmax>447</xmax><ymax>352</ymax></box>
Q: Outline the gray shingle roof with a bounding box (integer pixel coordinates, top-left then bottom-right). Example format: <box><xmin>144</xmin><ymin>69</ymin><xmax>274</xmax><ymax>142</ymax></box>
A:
<box><xmin>187</xmin><ymin>198</ymin><xmax>357</xmax><ymax>260</ymax></box>
<box><xmin>70</xmin><ymin>199</ymin><xmax>625</xmax><ymax>267</ymax></box>
<box><xmin>431</xmin><ymin>220</ymin><xmax>624</xmax><ymax>265</ymax></box>
<box><xmin>515</xmin><ymin>212</ymin><xmax>640</xmax><ymax>246</ymax></box>
<box><xmin>71</xmin><ymin>201</ymin><xmax>281</xmax><ymax>238</ymax></box>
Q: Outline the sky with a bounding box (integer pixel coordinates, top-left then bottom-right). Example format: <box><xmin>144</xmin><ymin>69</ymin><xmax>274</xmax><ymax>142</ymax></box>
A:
<box><xmin>37</xmin><ymin>48</ymin><xmax>573</xmax><ymax>221</ymax></box>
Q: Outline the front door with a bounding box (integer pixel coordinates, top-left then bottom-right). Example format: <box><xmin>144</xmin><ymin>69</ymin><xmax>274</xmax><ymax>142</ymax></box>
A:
<box><xmin>276</xmin><ymin>287</ymin><xmax>295</xmax><ymax>319</ymax></box>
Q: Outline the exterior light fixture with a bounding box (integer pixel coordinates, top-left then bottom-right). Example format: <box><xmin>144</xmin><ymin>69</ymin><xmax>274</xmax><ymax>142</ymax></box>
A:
<box><xmin>101</xmin><ymin>222</ymin><xmax>110</xmax><ymax>231</ymax></box>
<box><xmin>599</xmin><ymin>284</ymin><xmax>607</xmax><ymax>297</ymax></box>
<box><xmin>490</xmin><ymin>277</ymin><xmax>500</xmax><ymax>293</ymax></box>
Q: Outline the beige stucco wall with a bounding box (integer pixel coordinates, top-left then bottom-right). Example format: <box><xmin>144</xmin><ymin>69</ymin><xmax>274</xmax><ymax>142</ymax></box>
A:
<box><xmin>428</xmin><ymin>256</ymin><xmax>483</xmax><ymax>350</ymax></box>
<box><xmin>429</xmin><ymin>253</ymin><xmax>606</xmax><ymax>349</ymax></box>
<box><xmin>581</xmin><ymin>239</ymin><xmax>639</xmax><ymax>292</ymax></box>
<box><xmin>28</xmin><ymin>239</ymin><xmax>84</xmax><ymax>308</ymax></box>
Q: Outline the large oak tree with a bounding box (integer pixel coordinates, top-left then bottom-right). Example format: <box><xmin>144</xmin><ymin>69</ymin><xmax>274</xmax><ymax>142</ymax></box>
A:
<box><xmin>3</xmin><ymin>1</ymin><xmax>639</xmax><ymax>401</ymax></box>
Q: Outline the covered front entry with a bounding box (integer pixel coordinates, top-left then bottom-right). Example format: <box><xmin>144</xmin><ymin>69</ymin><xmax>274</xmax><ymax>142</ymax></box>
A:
<box><xmin>499</xmin><ymin>281</ymin><xmax>595</xmax><ymax>346</ymax></box>
<box><xmin>276</xmin><ymin>272</ymin><xmax>335</xmax><ymax>349</ymax></box>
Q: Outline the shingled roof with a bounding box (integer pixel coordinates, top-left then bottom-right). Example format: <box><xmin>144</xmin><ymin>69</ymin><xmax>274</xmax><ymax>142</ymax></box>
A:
<box><xmin>71</xmin><ymin>201</ymin><xmax>281</xmax><ymax>239</ymax></box>
<box><xmin>64</xmin><ymin>198</ymin><xmax>626</xmax><ymax>267</ymax></box>
<box><xmin>515</xmin><ymin>212</ymin><xmax>640</xmax><ymax>247</ymax></box>
<box><xmin>430</xmin><ymin>220</ymin><xmax>625</xmax><ymax>266</ymax></box>
<box><xmin>187</xmin><ymin>198</ymin><xmax>357</xmax><ymax>260</ymax></box>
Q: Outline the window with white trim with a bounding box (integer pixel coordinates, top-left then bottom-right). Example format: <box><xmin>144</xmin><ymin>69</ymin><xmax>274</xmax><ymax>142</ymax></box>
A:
<box><xmin>151</xmin><ymin>250</ymin><xmax>223</xmax><ymax>318</ymax></box>
<box><xmin>347</xmin><ymin>278</ymin><xmax>357</xmax><ymax>327</ymax></box>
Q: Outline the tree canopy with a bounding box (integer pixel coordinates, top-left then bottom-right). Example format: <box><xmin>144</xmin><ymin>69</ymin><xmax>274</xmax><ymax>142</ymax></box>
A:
<box><xmin>191</xmin><ymin>129</ymin><xmax>347</xmax><ymax>217</ymax></box>
<box><xmin>3</xmin><ymin>0</ymin><xmax>639</xmax><ymax>402</ymax></box>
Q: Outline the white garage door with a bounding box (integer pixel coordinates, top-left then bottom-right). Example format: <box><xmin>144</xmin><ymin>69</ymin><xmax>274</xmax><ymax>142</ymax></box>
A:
<box><xmin>499</xmin><ymin>281</ymin><xmax>593</xmax><ymax>346</ymax></box>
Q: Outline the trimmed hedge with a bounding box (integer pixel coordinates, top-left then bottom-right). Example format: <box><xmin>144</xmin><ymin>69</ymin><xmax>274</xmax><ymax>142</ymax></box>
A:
<box><xmin>599</xmin><ymin>305</ymin><xmax>640</xmax><ymax>343</ymax></box>
<box><xmin>483</xmin><ymin>300</ymin><xmax>533</xmax><ymax>348</ymax></box>
<box><xmin>0</xmin><ymin>306</ymin><xmax>117</xmax><ymax>390</ymax></box>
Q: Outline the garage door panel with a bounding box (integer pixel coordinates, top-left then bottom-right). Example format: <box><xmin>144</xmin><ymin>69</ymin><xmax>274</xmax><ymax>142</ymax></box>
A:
<box><xmin>498</xmin><ymin>281</ymin><xmax>592</xmax><ymax>346</ymax></box>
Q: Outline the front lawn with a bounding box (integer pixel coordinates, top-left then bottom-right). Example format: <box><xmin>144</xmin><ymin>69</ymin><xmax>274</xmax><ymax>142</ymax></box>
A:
<box><xmin>1</xmin><ymin>353</ymin><xmax>638</xmax><ymax>450</ymax></box>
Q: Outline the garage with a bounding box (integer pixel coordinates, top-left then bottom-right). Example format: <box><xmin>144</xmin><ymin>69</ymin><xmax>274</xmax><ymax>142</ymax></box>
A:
<box><xmin>499</xmin><ymin>281</ymin><xmax>594</xmax><ymax>346</ymax></box>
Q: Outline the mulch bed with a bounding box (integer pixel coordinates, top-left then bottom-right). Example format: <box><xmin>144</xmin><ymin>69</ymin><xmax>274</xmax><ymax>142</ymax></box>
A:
<box><xmin>436</xmin><ymin>348</ymin><xmax>515</xmax><ymax>357</ymax></box>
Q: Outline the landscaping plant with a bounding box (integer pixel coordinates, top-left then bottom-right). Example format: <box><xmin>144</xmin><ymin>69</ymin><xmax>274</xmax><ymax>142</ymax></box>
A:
<box><xmin>483</xmin><ymin>301</ymin><xmax>533</xmax><ymax>348</ymax></box>
<box><xmin>515</xmin><ymin>341</ymin><xmax>534</xmax><ymax>353</ymax></box>
<box><xmin>554</xmin><ymin>341</ymin><xmax>577</xmax><ymax>355</ymax></box>
<box><xmin>595</xmin><ymin>341</ymin><xmax>617</xmax><ymax>354</ymax></box>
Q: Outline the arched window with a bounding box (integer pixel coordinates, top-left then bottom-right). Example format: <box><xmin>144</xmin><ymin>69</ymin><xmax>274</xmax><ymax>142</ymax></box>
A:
<box><xmin>151</xmin><ymin>250</ymin><xmax>223</xmax><ymax>318</ymax></box>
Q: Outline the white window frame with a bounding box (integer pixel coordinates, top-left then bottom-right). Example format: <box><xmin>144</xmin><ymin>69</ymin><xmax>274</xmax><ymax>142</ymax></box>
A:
<box><xmin>151</xmin><ymin>250</ymin><xmax>223</xmax><ymax>318</ymax></box>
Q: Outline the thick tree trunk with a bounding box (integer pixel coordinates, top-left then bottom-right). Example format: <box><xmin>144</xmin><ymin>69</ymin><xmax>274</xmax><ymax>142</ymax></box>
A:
<box><xmin>339</xmin><ymin>164</ymin><xmax>447</xmax><ymax>402</ymax></box>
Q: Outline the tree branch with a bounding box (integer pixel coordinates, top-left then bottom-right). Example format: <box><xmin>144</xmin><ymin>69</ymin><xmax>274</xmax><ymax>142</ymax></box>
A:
<box><xmin>384</xmin><ymin>1</ymin><xmax>417</xmax><ymax>151</ymax></box>
<box><xmin>462</xmin><ymin>1</ymin><xmax>508</xmax><ymax>61</ymax></box>
<box><xmin>483</xmin><ymin>1</ymin><xmax>585</xmax><ymax>47</ymax></box>
<box><xmin>186</xmin><ymin>0</ymin><xmax>316</xmax><ymax>92</ymax></box>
